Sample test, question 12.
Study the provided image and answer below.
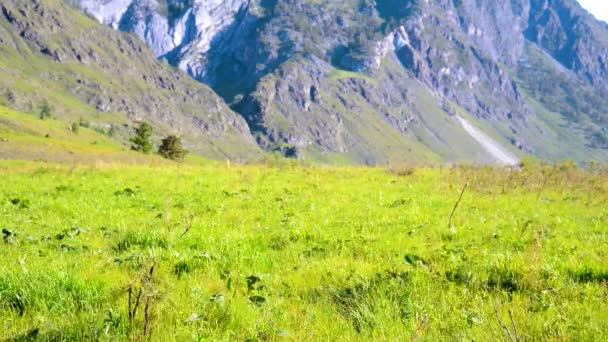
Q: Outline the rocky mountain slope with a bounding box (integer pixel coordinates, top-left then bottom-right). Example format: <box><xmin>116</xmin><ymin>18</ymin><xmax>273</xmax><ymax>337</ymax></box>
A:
<box><xmin>48</xmin><ymin>1</ymin><xmax>608</xmax><ymax>163</ymax></box>
<box><xmin>0</xmin><ymin>0</ymin><xmax>261</xmax><ymax>161</ymax></box>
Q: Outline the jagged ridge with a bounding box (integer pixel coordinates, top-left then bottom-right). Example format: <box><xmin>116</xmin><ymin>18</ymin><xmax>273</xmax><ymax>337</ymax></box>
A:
<box><xmin>73</xmin><ymin>0</ymin><xmax>608</xmax><ymax>164</ymax></box>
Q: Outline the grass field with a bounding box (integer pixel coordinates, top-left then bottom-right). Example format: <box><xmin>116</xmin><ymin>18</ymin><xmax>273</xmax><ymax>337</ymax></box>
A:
<box><xmin>1</xmin><ymin>160</ymin><xmax>607</xmax><ymax>341</ymax></box>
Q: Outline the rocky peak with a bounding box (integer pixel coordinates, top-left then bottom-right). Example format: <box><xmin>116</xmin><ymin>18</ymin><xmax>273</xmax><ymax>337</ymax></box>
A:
<box><xmin>72</xmin><ymin>0</ymin><xmax>608</xmax><ymax>164</ymax></box>
<box><xmin>76</xmin><ymin>0</ymin><xmax>251</xmax><ymax>73</ymax></box>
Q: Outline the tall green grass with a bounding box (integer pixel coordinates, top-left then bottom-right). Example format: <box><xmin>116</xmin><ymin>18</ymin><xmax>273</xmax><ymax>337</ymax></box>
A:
<box><xmin>0</xmin><ymin>161</ymin><xmax>606</xmax><ymax>340</ymax></box>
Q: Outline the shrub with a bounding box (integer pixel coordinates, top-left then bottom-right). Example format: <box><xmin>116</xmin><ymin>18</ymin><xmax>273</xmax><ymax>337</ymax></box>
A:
<box><xmin>4</xmin><ymin>89</ymin><xmax>15</xmax><ymax>104</ymax></box>
<box><xmin>107</xmin><ymin>124</ymin><xmax>117</xmax><ymax>137</ymax></box>
<box><xmin>386</xmin><ymin>165</ymin><xmax>415</xmax><ymax>177</ymax></box>
<box><xmin>71</xmin><ymin>122</ymin><xmax>79</xmax><ymax>134</ymax></box>
<box><xmin>130</xmin><ymin>122</ymin><xmax>153</xmax><ymax>154</ymax></box>
<box><xmin>78</xmin><ymin>118</ymin><xmax>90</xmax><ymax>128</ymax></box>
<box><xmin>39</xmin><ymin>100</ymin><xmax>52</xmax><ymax>120</ymax></box>
<box><xmin>158</xmin><ymin>135</ymin><xmax>187</xmax><ymax>161</ymax></box>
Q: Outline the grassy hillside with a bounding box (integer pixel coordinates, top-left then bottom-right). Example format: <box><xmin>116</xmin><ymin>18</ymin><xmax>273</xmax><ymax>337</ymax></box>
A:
<box><xmin>0</xmin><ymin>105</ymin><xmax>208</xmax><ymax>165</ymax></box>
<box><xmin>0</xmin><ymin>0</ymin><xmax>260</xmax><ymax>161</ymax></box>
<box><xmin>1</xmin><ymin>161</ymin><xmax>606</xmax><ymax>340</ymax></box>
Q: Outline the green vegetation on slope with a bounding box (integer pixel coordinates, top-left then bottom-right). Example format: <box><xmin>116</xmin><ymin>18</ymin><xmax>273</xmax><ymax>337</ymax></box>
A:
<box><xmin>0</xmin><ymin>0</ymin><xmax>260</xmax><ymax>161</ymax></box>
<box><xmin>0</xmin><ymin>161</ymin><xmax>606</xmax><ymax>340</ymax></box>
<box><xmin>0</xmin><ymin>105</ymin><xmax>182</xmax><ymax>165</ymax></box>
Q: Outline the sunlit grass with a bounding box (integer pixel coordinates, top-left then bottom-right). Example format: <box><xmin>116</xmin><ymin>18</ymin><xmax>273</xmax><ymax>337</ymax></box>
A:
<box><xmin>0</xmin><ymin>161</ymin><xmax>607</xmax><ymax>340</ymax></box>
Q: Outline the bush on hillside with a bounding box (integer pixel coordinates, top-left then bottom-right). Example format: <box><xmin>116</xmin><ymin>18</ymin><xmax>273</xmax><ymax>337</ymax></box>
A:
<box><xmin>130</xmin><ymin>122</ymin><xmax>153</xmax><ymax>154</ymax></box>
<box><xmin>39</xmin><ymin>100</ymin><xmax>52</xmax><ymax>120</ymax></box>
<box><xmin>158</xmin><ymin>135</ymin><xmax>187</xmax><ymax>162</ymax></box>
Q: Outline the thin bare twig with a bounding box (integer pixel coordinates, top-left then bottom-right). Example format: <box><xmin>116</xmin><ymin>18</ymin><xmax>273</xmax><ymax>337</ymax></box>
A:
<box><xmin>180</xmin><ymin>214</ymin><xmax>195</xmax><ymax>238</ymax></box>
<box><xmin>449</xmin><ymin>183</ymin><xmax>468</xmax><ymax>228</ymax></box>
<box><xmin>128</xmin><ymin>287</ymin><xmax>132</xmax><ymax>323</ymax></box>
<box><xmin>411</xmin><ymin>314</ymin><xmax>429</xmax><ymax>342</ymax></box>
<box><xmin>128</xmin><ymin>286</ymin><xmax>143</xmax><ymax>327</ymax></box>
<box><xmin>508</xmin><ymin>309</ymin><xmax>520</xmax><ymax>342</ymax></box>
<box><xmin>494</xmin><ymin>304</ymin><xmax>515</xmax><ymax>342</ymax></box>
<box><xmin>142</xmin><ymin>264</ymin><xmax>155</xmax><ymax>339</ymax></box>
<box><xmin>127</xmin><ymin>263</ymin><xmax>157</xmax><ymax>341</ymax></box>
<box><xmin>143</xmin><ymin>295</ymin><xmax>152</xmax><ymax>338</ymax></box>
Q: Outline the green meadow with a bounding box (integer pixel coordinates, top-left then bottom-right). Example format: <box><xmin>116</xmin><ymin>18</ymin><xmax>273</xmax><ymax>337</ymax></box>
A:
<box><xmin>1</xmin><ymin>159</ymin><xmax>607</xmax><ymax>341</ymax></box>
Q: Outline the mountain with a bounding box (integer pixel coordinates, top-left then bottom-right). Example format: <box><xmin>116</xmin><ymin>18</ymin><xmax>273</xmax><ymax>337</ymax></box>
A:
<box><xmin>2</xmin><ymin>1</ymin><xmax>607</xmax><ymax>165</ymax></box>
<box><xmin>0</xmin><ymin>0</ymin><xmax>261</xmax><ymax>162</ymax></box>
<box><xmin>69</xmin><ymin>0</ymin><xmax>608</xmax><ymax>165</ymax></box>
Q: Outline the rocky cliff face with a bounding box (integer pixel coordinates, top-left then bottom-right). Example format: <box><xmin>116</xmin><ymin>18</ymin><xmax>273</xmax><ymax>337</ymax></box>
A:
<box><xmin>526</xmin><ymin>0</ymin><xmax>608</xmax><ymax>92</ymax></box>
<box><xmin>76</xmin><ymin>0</ymin><xmax>251</xmax><ymax>84</ymax></box>
<box><xmin>74</xmin><ymin>0</ymin><xmax>608</xmax><ymax>164</ymax></box>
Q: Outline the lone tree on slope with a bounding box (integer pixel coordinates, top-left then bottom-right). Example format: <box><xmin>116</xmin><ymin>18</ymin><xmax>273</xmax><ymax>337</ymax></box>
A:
<box><xmin>130</xmin><ymin>122</ymin><xmax>153</xmax><ymax>154</ymax></box>
<box><xmin>39</xmin><ymin>100</ymin><xmax>52</xmax><ymax>120</ymax></box>
<box><xmin>158</xmin><ymin>135</ymin><xmax>188</xmax><ymax>162</ymax></box>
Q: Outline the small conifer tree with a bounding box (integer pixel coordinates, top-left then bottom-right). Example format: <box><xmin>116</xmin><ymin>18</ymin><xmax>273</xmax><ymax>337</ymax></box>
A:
<box><xmin>71</xmin><ymin>122</ymin><xmax>79</xmax><ymax>134</ymax></box>
<box><xmin>158</xmin><ymin>135</ymin><xmax>187</xmax><ymax>162</ymax></box>
<box><xmin>39</xmin><ymin>100</ymin><xmax>52</xmax><ymax>120</ymax></box>
<box><xmin>130</xmin><ymin>122</ymin><xmax>153</xmax><ymax>153</ymax></box>
<box><xmin>5</xmin><ymin>89</ymin><xmax>15</xmax><ymax>104</ymax></box>
<box><xmin>107</xmin><ymin>124</ymin><xmax>117</xmax><ymax>137</ymax></box>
